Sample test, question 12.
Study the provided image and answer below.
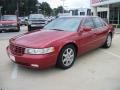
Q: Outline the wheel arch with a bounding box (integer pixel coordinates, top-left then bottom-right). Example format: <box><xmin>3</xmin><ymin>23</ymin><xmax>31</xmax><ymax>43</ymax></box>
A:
<box><xmin>59</xmin><ymin>42</ymin><xmax>78</xmax><ymax>56</ymax></box>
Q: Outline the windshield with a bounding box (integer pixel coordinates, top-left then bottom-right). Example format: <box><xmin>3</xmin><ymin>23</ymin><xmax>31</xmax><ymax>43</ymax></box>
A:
<box><xmin>29</xmin><ymin>14</ymin><xmax>44</xmax><ymax>19</ymax></box>
<box><xmin>2</xmin><ymin>15</ymin><xmax>17</xmax><ymax>21</ymax></box>
<box><xmin>44</xmin><ymin>17</ymin><xmax>81</xmax><ymax>32</ymax></box>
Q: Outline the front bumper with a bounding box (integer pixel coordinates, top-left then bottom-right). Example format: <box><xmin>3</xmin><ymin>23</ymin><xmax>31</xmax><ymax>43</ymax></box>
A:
<box><xmin>7</xmin><ymin>46</ymin><xmax>57</xmax><ymax>69</ymax></box>
<box><xmin>30</xmin><ymin>24</ymin><xmax>45</xmax><ymax>27</ymax></box>
<box><xmin>0</xmin><ymin>27</ymin><xmax>18</xmax><ymax>31</ymax></box>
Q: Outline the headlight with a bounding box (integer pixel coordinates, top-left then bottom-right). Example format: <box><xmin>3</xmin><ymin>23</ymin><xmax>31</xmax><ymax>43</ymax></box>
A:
<box><xmin>25</xmin><ymin>47</ymin><xmax>55</xmax><ymax>54</ymax></box>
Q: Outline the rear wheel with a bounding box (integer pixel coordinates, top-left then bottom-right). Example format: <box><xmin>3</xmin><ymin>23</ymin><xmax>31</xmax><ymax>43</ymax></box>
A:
<box><xmin>56</xmin><ymin>45</ymin><xmax>76</xmax><ymax>69</ymax></box>
<box><xmin>0</xmin><ymin>30</ymin><xmax>2</xmax><ymax>33</ymax></box>
<box><xmin>102</xmin><ymin>34</ymin><xmax>112</xmax><ymax>48</ymax></box>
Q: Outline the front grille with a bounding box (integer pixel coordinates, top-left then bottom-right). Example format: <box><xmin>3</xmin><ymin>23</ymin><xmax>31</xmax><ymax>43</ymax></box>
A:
<box><xmin>32</xmin><ymin>22</ymin><xmax>45</xmax><ymax>24</ymax></box>
<box><xmin>10</xmin><ymin>44</ymin><xmax>25</xmax><ymax>55</ymax></box>
<box><xmin>31</xmin><ymin>20</ymin><xmax>45</xmax><ymax>24</ymax></box>
<box><xmin>31</xmin><ymin>20</ymin><xmax>45</xmax><ymax>22</ymax></box>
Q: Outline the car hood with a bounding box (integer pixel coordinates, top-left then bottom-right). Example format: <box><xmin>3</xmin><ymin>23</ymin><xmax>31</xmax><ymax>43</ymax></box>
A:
<box><xmin>0</xmin><ymin>20</ymin><xmax>17</xmax><ymax>24</ymax></box>
<box><xmin>10</xmin><ymin>30</ymin><xmax>76</xmax><ymax>48</ymax></box>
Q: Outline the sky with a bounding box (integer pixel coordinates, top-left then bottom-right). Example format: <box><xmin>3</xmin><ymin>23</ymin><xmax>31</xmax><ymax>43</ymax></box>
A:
<box><xmin>38</xmin><ymin>0</ymin><xmax>90</xmax><ymax>9</ymax></box>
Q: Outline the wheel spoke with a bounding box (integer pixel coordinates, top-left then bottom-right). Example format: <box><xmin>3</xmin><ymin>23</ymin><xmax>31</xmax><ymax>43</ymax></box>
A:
<box><xmin>69</xmin><ymin>49</ymin><xmax>73</xmax><ymax>55</ymax></box>
<box><xmin>63</xmin><ymin>53</ymin><xmax>67</xmax><ymax>57</ymax></box>
<box><xmin>66</xmin><ymin>49</ymin><xmax>69</xmax><ymax>54</ymax></box>
<box><xmin>62</xmin><ymin>48</ymin><xmax>75</xmax><ymax>67</ymax></box>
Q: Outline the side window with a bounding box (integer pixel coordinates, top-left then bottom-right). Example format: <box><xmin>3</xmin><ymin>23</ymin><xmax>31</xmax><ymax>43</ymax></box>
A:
<box><xmin>100</xmin><ymin>18</ymin><xmax>107</xmax><ymax>26</ymax></box>
<box><xmin>93</xmin><ymin>17</ymin><xmax>103</xmax><ymax>28</ymax></box>
<box><xmin>83</xmin><ymin>18</ymin><xmax>95</xmax><ymax>28</ymax></box>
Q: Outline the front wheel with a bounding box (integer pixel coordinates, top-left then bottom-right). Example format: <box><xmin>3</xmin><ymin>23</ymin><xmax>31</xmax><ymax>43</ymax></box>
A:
<box><xmin>56</xmin><ymin>45</ymin><xmax>76</xmax><ymax>69</ymax></box>
<box><xmin>102</xmin><ymin>34</ymin><xmax>112</xmax><ymax>48</ymax></box>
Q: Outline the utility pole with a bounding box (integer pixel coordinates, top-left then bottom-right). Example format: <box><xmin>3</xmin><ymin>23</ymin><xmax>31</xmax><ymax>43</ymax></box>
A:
<box><xmin>36</xmin><ymin>3</ymin><xmax>40</xmax><ymax>14</ymax></box>
<box><xmin>61</xmin><ymin>0</ymin><xmax>66</xmax><ymax>13</ymax></box>
<box><xmin>16</xmin><ymin>0</ymin><xmax>19</xmax><ymax>16</ymax></box>
<box><xmin>0</xmin><ymin>6</ymin><xmax>2</xmax><ymax>20</ymax></box>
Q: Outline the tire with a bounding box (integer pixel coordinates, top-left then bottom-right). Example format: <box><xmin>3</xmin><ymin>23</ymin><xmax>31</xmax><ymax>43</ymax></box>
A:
<box><xmin>16</xmin><ymin>29</ymin><xmax>20</xmax><ymax>32</ymax></box>
<box><xmin>0</xmin><ymin>30</ymin><xmax>2</xmax><ymax>33</ymax></box>
<box><xmin>102</xmin><ymin>33</ymin><xmax>112</xmax><ymax>48</ymax></box>
<box><xmin>56</xmin><ymin>45</ymin><xmax>76</xmax><ymax>69</ymax></box>
<box><xmin>15</xmin><ymin>26</ymin><xmax>20</xmax><ymax>32</ymax></box>
<box><xmin>28</xmin><ymin>25</ymin><xmax>32</xmax><ymax>31</ymax></box>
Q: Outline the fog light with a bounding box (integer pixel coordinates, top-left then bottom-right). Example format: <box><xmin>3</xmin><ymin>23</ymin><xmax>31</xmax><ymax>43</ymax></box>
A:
<box><xmin>31</xmin><ymin>64</ymin><xmax>39</xmax><ymax>68</ymax></box>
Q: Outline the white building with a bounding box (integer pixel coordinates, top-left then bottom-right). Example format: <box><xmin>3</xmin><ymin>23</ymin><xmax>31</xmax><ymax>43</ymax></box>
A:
<box><xmin>58</xmin><ymin>8</ymin><xmax>91</xmax><ymax>17</ymax></box>
<box><xmin>70</xmin><ymin>8</ymin><xmax>91</xmax><ymax>16</ymax></box>
<box><xmin>91</xmin><ymin>0</ymin><xmax>120</xmax><ymax>24</ymax></box>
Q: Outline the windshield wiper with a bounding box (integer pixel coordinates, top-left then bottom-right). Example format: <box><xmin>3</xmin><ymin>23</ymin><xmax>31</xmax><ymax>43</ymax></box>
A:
<box><xmin>51</xmin><ymin>29</ymin><xmax>64</xmax><ymax>31</ymax></box>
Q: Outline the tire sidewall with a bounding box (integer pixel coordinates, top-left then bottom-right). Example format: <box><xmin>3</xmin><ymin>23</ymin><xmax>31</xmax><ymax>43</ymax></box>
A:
<box><xmin>103</xmin><ymin>34</ymin><xmax>112</xmax><ymax>48</ymax></box>
<box><xmin>106</xmin><ymin>34</ymin><xmax>112</xmax><ymax>48</ymax></box>
<box><xmin>28</xmin><ymin>25</ymin><xmax>31</xmax><ymax>31</ymax></box>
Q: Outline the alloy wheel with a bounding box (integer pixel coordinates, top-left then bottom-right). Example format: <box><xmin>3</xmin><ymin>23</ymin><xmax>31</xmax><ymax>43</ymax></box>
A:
<box><xmin>62</xmin><ymin>48</ymin><xmax>75</xmax><ymax>67</ymax></box>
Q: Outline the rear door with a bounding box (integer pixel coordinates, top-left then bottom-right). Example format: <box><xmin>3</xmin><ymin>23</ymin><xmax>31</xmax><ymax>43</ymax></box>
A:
<box><xmin>92</xmin><ymin>17</ymin><xmax>108</xmax><ymax>47</ymax></box>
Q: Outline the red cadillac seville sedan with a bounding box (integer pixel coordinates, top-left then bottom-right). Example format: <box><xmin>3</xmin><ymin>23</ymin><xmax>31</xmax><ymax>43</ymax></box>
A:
<box><xmin>7</xmin><ymin>16</ymin><xmax>114</xmax><ymax>69</ymax></box>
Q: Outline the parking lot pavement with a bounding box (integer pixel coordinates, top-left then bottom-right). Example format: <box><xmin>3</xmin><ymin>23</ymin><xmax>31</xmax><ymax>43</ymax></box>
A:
<box><xmin>0</xmin><ymin>32</ymin><xmax>120</xmax><ymax>90</ymax></box>
<box><xmin>0</xmin><ymin>26</ymin><xmax>28</xmax><ymax>40</ymax></box>
<box><xmin>115</xmin><ymin>28</ymin><xmax>120</xmax><ymax>34</ymax></box>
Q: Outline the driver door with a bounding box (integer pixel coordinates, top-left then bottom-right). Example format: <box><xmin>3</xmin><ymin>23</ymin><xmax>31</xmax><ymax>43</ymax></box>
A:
<box><xmin>77</xmin><ymin>17</ymin><xmax>97</xmax><ymax>54</ymax></box>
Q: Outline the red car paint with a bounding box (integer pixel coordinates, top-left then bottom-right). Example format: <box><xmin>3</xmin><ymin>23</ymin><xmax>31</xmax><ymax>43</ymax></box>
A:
<box><xmin>7</xmin><ymin>16</ymin><xmax>114</xmax><ymax>69</ymax></box>
<box><xmin>0</xmin><ymin>20</ymin><xmax>17</xmax><ymax>24</ymax></box>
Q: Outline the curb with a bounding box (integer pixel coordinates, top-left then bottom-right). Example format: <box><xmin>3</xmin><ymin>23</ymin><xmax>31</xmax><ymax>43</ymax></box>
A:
<box><xmin>115</xmin><ymin>33</ymin><xmax>120</xmax><ymax>34</ymax></box>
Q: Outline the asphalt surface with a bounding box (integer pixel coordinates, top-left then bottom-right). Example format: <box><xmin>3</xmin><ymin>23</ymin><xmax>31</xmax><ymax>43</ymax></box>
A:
<box><xmin>0</xmin><ymin>26</ymin><xmax>120</xmax><ymax>90</ymax></box>
<box><xmin>115</xmin><ymin>28</ymin><xmax>120</xmax><ymax>34</ymax></box>
<box><xmin>0</xmin><ymin>26</ymin><xmax>28</xmax><ymax>40</ymax></box>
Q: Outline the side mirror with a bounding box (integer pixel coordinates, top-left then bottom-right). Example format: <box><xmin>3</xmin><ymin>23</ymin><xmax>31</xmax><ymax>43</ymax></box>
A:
<box><xmin>83</xmin><ymin>26</ymin><xmax>92</xmax><ymax>32</ymax></box>
<box><xmin>78</xmin><ymin>26</ymin><xmax>92</xmax><ymax>34</ymax></box>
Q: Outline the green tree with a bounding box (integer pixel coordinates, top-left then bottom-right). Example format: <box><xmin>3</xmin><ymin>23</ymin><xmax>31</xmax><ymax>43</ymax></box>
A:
<box><xmin>40</xmin><ymin>2</ymin><xmax>52</xmax><ymax>16</ymax></box>
<box><xmin>57</xmin><ymin>6</ymin><xmax>64</xmax><ymax>13</ymax></box>
<box><xmin>0</xmin><ymin>0</ymin><xmax>38</xmax><ymax>16</ymax></box>
<box><xmin>52</xmin><ymin>6</ymin><xmax>64</xmax><ymax>16</ymax></box>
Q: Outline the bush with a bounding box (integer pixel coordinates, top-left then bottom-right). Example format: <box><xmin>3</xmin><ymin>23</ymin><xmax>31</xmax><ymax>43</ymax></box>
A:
<box><xmin>117</xmin><ymin>25</ymin><xmax>120</xmax><ymax>28</ymax></box>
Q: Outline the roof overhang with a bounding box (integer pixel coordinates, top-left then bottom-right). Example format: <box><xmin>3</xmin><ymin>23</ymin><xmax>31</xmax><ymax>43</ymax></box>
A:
<box><xmin>91</xmin><ymin>0</ymin><xmax>120</xmax><ymax>7</ymax></box>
